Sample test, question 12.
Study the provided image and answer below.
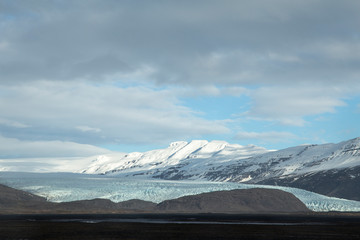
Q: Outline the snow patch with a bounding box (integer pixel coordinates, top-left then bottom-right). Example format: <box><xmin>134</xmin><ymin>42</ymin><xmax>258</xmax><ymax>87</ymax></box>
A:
<box><xmin>239</xmin><ymin>175</ymin><xmax>252</xmax><ymax>182</ymax></box>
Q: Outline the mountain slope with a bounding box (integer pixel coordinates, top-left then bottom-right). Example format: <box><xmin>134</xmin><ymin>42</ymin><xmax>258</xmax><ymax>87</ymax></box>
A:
<box><xmin>259</xmin><ymin>166</ymin><xmax>360</xmax><ymax>201</ymax></box>
<box><xmin>202</xmin><ymin>137</ymin><xmax>360</xmax><ymax>183</ymax></box>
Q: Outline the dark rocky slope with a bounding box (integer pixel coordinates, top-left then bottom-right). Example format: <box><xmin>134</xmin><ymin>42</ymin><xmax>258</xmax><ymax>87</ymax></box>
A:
<box><xmin>0</xmin><ymin>184</ymin><xmax>54</xmax><ymax>213</ymax></box>
<box><xmin>259</xmin><ymin>166</ymin><xmax>360</xmax><ymax>201</ymax></box>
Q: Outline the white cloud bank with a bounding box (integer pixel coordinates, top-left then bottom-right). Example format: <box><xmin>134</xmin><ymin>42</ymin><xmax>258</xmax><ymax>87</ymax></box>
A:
<box><xmin>0</xmin><ymin>135</ymin><xmax>111</xmax><ymax>158</ymax></box>
<box><xmin>247</xmin><ymin>85</ymin><xmax>347</xmax><ymax>126</ymax></box>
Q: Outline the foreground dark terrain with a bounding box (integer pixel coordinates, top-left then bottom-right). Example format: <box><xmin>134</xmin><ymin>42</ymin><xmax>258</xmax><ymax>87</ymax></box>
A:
<box><xmin>1</xmin><ymin>213</ymin><xmax>360</xmax><ymax>240</ymax></box>
<box><xmin>1</xmin><ymin>183</ymin><xmax>360</xmax><ymax>239</ymax></box>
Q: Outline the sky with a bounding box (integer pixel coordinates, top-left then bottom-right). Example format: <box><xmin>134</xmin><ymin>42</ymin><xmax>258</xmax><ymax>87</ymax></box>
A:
<box><xmin>1</xmin><ymin>0</ymin><xmax>360</xmax><ymax>158</ymax></box>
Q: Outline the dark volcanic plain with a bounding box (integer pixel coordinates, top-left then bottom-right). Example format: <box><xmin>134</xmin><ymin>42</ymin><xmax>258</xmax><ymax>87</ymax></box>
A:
<box><xmin>1</xmin><ymin>184</ymin><xmax>360</xmax><ymax>239</ymax></box>
<box><xmin>1</xmin><ymin>213</ymin><xmax>360</xmax><ymax>240</ymax></box>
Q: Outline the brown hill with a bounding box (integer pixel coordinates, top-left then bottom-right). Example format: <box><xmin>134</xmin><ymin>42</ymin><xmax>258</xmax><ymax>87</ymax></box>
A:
<box><xmin>0</xmin><ymin>184</ymin><xmax>55</xmax><ymax>213</ymax></box>
<box><xmin>117</xmin><ymin>199</ymin><xmax>157</xmax><ymax>211</ymax></box>
<box><xmin>156</xmin><ymin>188</ymin><xmax>309</xmax><ymax>213</ymax></box>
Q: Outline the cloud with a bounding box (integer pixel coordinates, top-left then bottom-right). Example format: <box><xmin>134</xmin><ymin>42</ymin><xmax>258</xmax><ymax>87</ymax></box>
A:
<box><xmin>76</xmin><ymin>126</ymin><xmax>102</xmax><ymax>133</ymax></box>
<box><xmin>175</xmin><ymin>85</ymin><xmax>249</xmax><ymax>98</ymax></box>
<box><xmin>1</xmin><ymin>0</ymin><xmax>360</xmax><ymax>155</ymax></box>
<box><xmin>0</xmin><ymin>81</ymin><xmax>229</xmax><ymax>148</ymax></box>
<box><xmin>0</xmin><ymin>135</ymin><xmax>111</xmax><ymax>158</ymax></box>
<box><xmin>235</xmin><ymin>131</ymin><xmax>297</xmax><ymax>143</ymax></box>
<box><xmin>0</xmin><ymin>118</ymin><xmax>30</xmax><ymax>128</ymax></box>
<box><xmin>247</xmin><ymin>85</ymin><xmax>347</xmax><ymax>126</ymax></box>
<box><xmin>316</xmin><ymin>41</ymin><xmax>360</xmax><ymax>61</ymax></box>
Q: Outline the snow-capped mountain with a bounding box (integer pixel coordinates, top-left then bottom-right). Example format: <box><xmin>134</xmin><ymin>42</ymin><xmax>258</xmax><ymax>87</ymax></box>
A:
<box><xmin>82</xmin><ymin>138</ymin><xmax>360</xmax><ymax>181</ymax></box>
<box><xmin>80</xmin><ymin>137</ymin><xmax>360</xmax><ymax>201</ymax></box>
<box><xmin>81</xmin><ymin>140</ymin><xmax>270</xmax><ymax>178</ymax></box>
<box><xmin>2</xmin><ymin>137</ymin><xmax>358</xmax><ymax>201</ymax></box>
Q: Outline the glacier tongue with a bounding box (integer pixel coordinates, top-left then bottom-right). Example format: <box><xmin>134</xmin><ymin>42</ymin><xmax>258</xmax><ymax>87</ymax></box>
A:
<box><xmin>1</xmin><ymin>172</ymin><xmax>360</xmax><ymax>212</ymax></box>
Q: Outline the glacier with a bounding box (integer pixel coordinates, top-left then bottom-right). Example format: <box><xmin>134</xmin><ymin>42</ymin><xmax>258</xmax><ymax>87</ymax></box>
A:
<box><xmin>1</xmin><ymin>172</ymin><xmax>360</xmax><ymax>212</ymax></box>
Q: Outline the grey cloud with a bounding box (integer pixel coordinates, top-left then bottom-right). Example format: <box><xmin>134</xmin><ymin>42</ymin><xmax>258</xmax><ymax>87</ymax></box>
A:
<box><xmin>1</xmin><ymin>0</ymin><xmax>360</xmax><ymax>86</ymax></box>
<box><xmin>0</xmin><ymin>118</ymin><xmax>30</xmax><ymax>128</ymax></box>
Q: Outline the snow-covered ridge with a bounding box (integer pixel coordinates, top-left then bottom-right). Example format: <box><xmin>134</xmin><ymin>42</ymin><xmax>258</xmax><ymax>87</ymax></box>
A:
<box><xmin>81</xmin><ymin>137</ymin><xmax>360</xmax><ymax>184</ymax></box>
<box><xmin>81</xmin><ymin>140</ymin><xmax>269</xmax><ymax>176</ymax></box>
<box><xmin>244</xmin><ymin>137</ymin><xmax>360</xmax><ymax>177</ymax></box>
